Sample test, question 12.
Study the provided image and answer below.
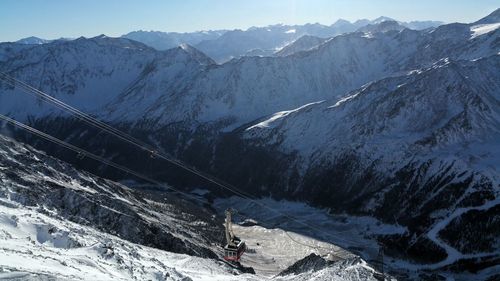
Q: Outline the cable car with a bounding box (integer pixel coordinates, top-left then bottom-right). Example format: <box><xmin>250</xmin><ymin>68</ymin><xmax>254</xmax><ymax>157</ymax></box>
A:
<box><xmin>223</xmin><ymin>209</ymin><xmax>246</xmax><ymax>262</ymax></box>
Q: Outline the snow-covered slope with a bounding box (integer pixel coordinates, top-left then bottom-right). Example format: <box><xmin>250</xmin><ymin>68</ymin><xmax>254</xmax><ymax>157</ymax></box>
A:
<box><xmin>105</xmin><ymin>20</ymin><xmax>498</xmax><ymax>127</ymax></box>
<box><xmin>0</xmin><ymin>133</ymin><xmax>237</xmax><ymax>279</ymax></box>
<box><xmin>0</xmin><ymin>134</ymin><xmax>387</xmax><ymax>280</ymax></box>
<box><xmin>0</xmin><ymin>134</ymin><xmax>223</xmax><ymax>258</ymax></box>
<box><xmin>0</xmin><ymin>43</ymin><xmax>34</xmax><ymax>62</ymax></box>
<box><xmin>194</xmin><ymin>18</ymin><xmax>442</xmax><ymax>63</ymax></box>
<box><xmin>0</xmin><ymin>13</ymin><xmax>496</xmax><ymax>160</ymax></box>
<box><xmin>275</xmin><ymin>35</ymin><xmax>329</xmax><ymax>57</ymax></box>
<box><xmin>0</xmin><ymin>36</ymin><xmax>214</xmax><ymax>120</ymax></box>
<box><xmin>0</xmin><ymin>201</ymin><xmax>234</xmax><ymax>281</ymax></box>
<box><xmin>244</xmin><ymin>55</ymin><xmax>500</xmax><ymax>168</ymax></box>
<box><xmin>275</xmin><ymin>19</ymin><xmax>442</xmax><ymax>58</ymax></box>
<box><xmin>470</xmin><ymin>9</ymin><xmax>500</xmax><ymax>39</ymax></box>
<box><xmin>242</xmin><ymin>54</ymin><xmax>500</xmax><ymax>271</ymax></box>
<box><xmin>0</xmin><ymin>19</ymin><xmax>467</xmax><ymax>128</ymax></box>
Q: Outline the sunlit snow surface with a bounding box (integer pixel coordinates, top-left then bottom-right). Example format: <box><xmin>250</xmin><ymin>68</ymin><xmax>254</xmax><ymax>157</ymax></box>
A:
<box><xmin>470</xmin><ymin>23</ymin><xmax>500</xmax><ymax>38</ymax></box>
<box><xmin>0</xmin><ymin>200</ymin><xmax>242</xmax><ymax>281</ymax></box>
<box><xmin>246</xmin><ymin>101</ymin><xmax>324</xmax><ymax>130</ymax></box>
<box><xmin>0</xmin><ymin>197</ymin><xmax>382</xmax><ymax>281</ymax></box>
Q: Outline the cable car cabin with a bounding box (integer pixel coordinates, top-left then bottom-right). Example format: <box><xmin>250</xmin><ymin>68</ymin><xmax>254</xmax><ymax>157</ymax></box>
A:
<box><xmin>224</xmin><ymin>239</ymin><xmax>246</xmax><ymax>262</ymax></box>
<box><xmin>223</xmin><ymin>209</ymin><xmax>246</xmax><ymax>262</ymax></box>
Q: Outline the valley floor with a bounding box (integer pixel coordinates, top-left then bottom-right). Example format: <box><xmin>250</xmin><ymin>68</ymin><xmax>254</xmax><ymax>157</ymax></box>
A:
<box><xmin>214</xmin><ymin>196</ymin><xmax>500</xmax><ymax>281</ymax></box>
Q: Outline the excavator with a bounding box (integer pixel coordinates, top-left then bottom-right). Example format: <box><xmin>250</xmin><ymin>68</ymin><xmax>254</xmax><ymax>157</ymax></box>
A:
<box><xmin>223</xmin><ymin>209</ymin><xmax>246</xmax><ymax>262</ymax></box>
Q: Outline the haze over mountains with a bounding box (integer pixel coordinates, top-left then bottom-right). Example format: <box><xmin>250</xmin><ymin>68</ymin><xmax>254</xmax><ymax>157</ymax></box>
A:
<box><xmin>14</xmin><ymin>16</ymin><xmax>444</xmax><ymax>63</ymax></box>
<box><xmin>0</xmin><ymin>8</ymin><xmax>499</xmax><ymax>281</ymax></box>
<box><xmin>127</xmin><ymin>16</ymin><xmax>443</xmax><ymax>62</ymax></box>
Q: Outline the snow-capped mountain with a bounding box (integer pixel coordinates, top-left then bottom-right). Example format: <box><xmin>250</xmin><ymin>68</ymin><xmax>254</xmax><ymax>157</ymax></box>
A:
<box><xmin>192</xmin><ymin>18</ymin><xmax>442</xmax><ymax>63</ymax></box>
<box><xmin>11</xmin><ymin>17</ymin><xmax>442</xmax><ymax>65</ymax></box>
<box><xmin>274</xmin><ymin>35</ymin><xmax>329</xmax><ymax>57</ymax></box>
<box><xmin>193</xmin><ymin>23</ymin><xmax>339</xmax><ymax>63</ymax></box>
<box><xmin>239</xmin><ymin>25</ymin><xmax>499</xmax><ymax>275</ymax></box>
<box><xmin>15</xmin><ymin>36</ymin><xmax>51</xmax><ymax>45</ymax></box>
<box><xmin>356</xmin><ymin>20</ymin><xmax>406</xmax><ymax>33</ymax></box>
<box><xmin>244</xmin><ymin>53</ymin><xmax>499</xmax><ymax>214</ymax></box>
<box><xmin>0</xmin><ymin>9</ymin><xmax>499</xmax><ymax>279</ymax></box>
<box><xmin>169</xmin><ymin>17</ymin><xmax>442</xmax><ymax>63</ymax></box>
<box><xmin>0</xmin><ymin>12</ymin><xmax>496</xmax><ymax>151</ymax></box>
<box><xmin>0</xmin><ymin>36</ymin><xmax>214</xmax><ymax>120</ymax></box>
<box><xmin>106</xmin><ymin>18</ymin><xmax>497</xmax><ymax>127</ymax></box>
<box><xmin>404</xmin><ymin>20</ymin><xmax>444</xmax><ymax>30</ymax></box>
<box><xmin>360</xmin><ymin>16</ymin><xmax>443</xmax><ymax>30</ymax></box>
<box><xmin>275</xmin><ymin>20</ymin><xmax>426</xmax><ymax>58</ymax></box>
<box><xmin>15</xmin><ymin>36</ymin><xmax>73</xmax><ymax>45</ymax></box>
<box><xmin>122</xmin><ymin>30</ymin><xmax>226</xmax><ymax>50</ymax></box>
<box><xmin>0</xmin><ymin>11</ymin><xmax>497</xmax><ymax>160</ymax></box>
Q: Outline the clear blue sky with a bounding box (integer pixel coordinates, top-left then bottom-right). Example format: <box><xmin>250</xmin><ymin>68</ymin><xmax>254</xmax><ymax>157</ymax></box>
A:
<box><xmin>0</xmin><ymin>0</ymin><xmax>498</xmax><ymax>41</ymax></box>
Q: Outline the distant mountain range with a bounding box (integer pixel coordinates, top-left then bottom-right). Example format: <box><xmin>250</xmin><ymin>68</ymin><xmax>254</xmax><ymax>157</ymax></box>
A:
<box><xmin>15</xmin><ymin>36</ymin><xmax>73</xmax><ymax>45</ymax></box>
<box><xmin>122</xmin><ymin>17</ymin><xmax>443</xmax><ymax>62</ymax></box>
<box><xmin>10</xmin><ymin>16</ymin><xmax>444</xmax><ymax>63</ymax></box>
<box><xmin>121</xmin><ymin>30</ymin><xmax>226</xmax><ymax>51</ymax></box>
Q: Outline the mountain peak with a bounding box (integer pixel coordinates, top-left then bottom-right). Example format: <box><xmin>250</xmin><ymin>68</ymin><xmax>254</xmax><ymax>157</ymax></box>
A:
<box><xmin>16</xmin><ymin>36</ymin><xmax>50</xmax><ymax>45</ymax></box>
<box><xmin>353</xmin><ymin>19</ymin><xmax>371</xmax><ymax>26</ymax></box>
<box><xmin>357</xmin><ymin>20</ymin><xmax>405</xmax><ymax>33</ymax></box>
<box><xmin>372</xmin><ymin>16</ymin><xmax>396</xmax><ymax>24</ymax></box>
<box><xmin>89</xmin><ymin>35</ymin><xmax>141</xmax><ymax>45</ymax></box>
<box><xmin>331</xmin><ymin>19</ymin><xmax>351</xmax><ymax>27</ymax></box>
<box><xmin>122</xmin><ymin>29</ymin><xmax>225</xmax><ymax>51</ymax></box>
<box><xmin>173</xmin><ymin>43</ymin><xmax>216</xmax><ymax>65</ymax></box>
<box><xmin>95</xmin><ymin>34</ymin><xmax>108</xmax><ymax>39</ymax></box>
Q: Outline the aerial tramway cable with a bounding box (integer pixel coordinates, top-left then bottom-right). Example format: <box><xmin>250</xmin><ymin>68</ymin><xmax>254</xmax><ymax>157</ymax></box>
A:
<box><xmin>0</xmin><ymin>71</ymin><xmax>379</xmax><ymax>249</ymax></box>
<box><xmin>0</xmin><ymin>113</ymin><xmax>208</xmax><ymax>205</ymax></box>
<box><xmin>0</xmin><ymin>113</ymin><xmax>357</xmax><ymax>257</ymax></box>
<box><xmin>0</xmin><ymin>72</ymin><xmax>258</xmax><ymax>201</ymax></box>
<box><xmin>0</xmin><ymin>72</ymin><xmax>379</xmax><ymax>249</ymax></box>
